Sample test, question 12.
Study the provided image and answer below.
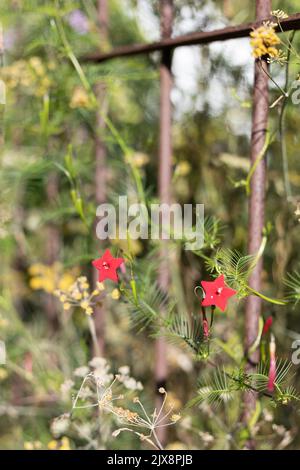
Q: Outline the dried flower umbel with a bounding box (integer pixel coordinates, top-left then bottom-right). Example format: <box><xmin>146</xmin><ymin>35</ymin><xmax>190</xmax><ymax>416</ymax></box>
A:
<box><xmin>69</xmin><ymin>361</ymin><xmax>179</xmax><ymax>450</ymax></box>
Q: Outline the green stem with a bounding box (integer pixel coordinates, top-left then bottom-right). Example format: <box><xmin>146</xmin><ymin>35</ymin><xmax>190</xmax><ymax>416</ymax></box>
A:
<box><xmin>245</xmin><ymin>130</ymin><xmax>271</xmax><ymax>196</ymax></box>
<box><xmin>87</xmin><ymin>316</ymin><xmax>101</xmax><ymax>357</ymax></box>
<box><xmin>278</xmin><ymin>31</ymin><xmax>296</xmax><ymax>200</ymax></box>
<box><xmin>247</xmin><ymin>286</ymin><xmax>286</xmax><ymax>305</ymax></box>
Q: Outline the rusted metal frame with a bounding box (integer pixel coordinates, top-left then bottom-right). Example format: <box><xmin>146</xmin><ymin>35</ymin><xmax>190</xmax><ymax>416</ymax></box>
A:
<box><xmin>243</xmin><ymin>0</ymin><xmax>271</xmax><ymax>430</ymax></box>
<box><xmin>92</xmin><ymin>0</ymin><xmax>109</xmax><ymax>356</ymax></box>
<box><xmin>83</xmin><ymin>12</ymin><xmax>300</xmax><ymax>63</ymax></box>
<box><xmin>155</xmin><ymin>0</ymin><xmax>174</xmax><ymax>446</ymax></box>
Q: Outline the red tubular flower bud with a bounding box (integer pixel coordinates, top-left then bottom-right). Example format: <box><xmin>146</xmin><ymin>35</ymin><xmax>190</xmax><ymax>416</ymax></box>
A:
<box><xmin>202</xmin><ymin>310</ymin><xmax>209</xmax><ymax>338</ymax></box>
<box><xmin>267</xmin><ymin>334</ymin><xmax>276</xmax><ymax>392</ymax></box>
<box><xmin>262</xmin><ymin>316</ymin><xmax>273</xmax><ymax>336</ymax></box>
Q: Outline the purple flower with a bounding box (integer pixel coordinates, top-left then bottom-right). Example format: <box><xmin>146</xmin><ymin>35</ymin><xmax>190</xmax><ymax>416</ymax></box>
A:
<box><xmin>3</xmin><ymin>29</ymin><xmax>18</xmax><ymax>51</ymax></box>
<box><xmin>68</xmin><ymin>10</ymin><xmax>89</xmax><ymax>35</ymax></box>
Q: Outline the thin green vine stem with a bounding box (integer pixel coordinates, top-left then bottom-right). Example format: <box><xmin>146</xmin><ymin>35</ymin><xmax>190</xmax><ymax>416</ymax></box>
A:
<box><xmin>278</xmin><ymin>30</ymin><xmax>296</xmax><ymax>200</ymax></box>
<box><xmin>247</xmin><ymin>286</ymin><xmax>286</xmax><ymax>305</ymax></box>
<box><xmin>245</xmin><ymin>129</ymin><xmax>271</xmax><ymax>196</ymax></box>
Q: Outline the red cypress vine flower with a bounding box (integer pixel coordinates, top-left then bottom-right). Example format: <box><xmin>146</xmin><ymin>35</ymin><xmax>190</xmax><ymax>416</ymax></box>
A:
<box><xmin>201</xmin><ymin>274</ymin><xmax>236</xmax><ymax>312</ymax></box>
<box><xmin>92</xmin><ymin>249</ymin><xmax>124</xmax><ymax>283</ymax></box>
<box><xmin>267</xmin><ymin>334</ymin><xmax>276</xmax><ymax>392</ymax></box>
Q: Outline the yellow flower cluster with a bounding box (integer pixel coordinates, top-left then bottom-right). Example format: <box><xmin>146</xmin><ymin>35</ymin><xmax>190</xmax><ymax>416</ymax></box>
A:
<box><xmin>54</xmin><ymin>276</ymin><xmax>105</xmax><ymax>315</ymax></box>
<box><xmin>47</xmin><ymin>437</ymin><xmax>71</xmax><ymax>450</ymax></box>
<box><xmin>24</xmin><ymin>441</ymin><xmax>42</xmax><ymax>450</ymax></box>
<box><xmin>24</xmin><ymin>437</ymin><xmax>71</xmax><ymax>450</ymax></box>
<box><xmin>250</xmin><ymin>23</ymin><xmax>281</xmax><ymax>59</ymax></box>
<box><xmin>1</xmin><ymin>57</ymin><xmax>53</xmax><ymax>96</ymax></box>
<box><xmin>29</xmin><ymin>262</ymin><xmax>76</xmax><ymax>294</ymax></box>
<box><xmin>69</xmin><ymin>86</ymin><xmax>91</xmax><ymax>109</ymax></box>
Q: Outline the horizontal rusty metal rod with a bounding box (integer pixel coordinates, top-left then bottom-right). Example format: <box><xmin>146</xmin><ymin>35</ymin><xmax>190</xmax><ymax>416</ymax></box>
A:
<box><xmin>83</xmin><ymin>12</ymin><xmax>300</xmax><ymax>63</ymax></box>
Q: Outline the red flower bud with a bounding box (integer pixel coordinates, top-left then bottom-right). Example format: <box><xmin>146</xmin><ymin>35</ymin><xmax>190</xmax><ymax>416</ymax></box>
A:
<box><xmin>267</xmin><ymin>334</ymin><xmax>276</xmax><ymax>392</ymax></box>
<box><xmin>202</xmin><ymin>310</ymin><xmax>209</xmax><ymax>338</ymax></box>
<box><xmin>262</xmin><ymin>316</ymin><xmax>273</xmax><ymax>336</ymax></box>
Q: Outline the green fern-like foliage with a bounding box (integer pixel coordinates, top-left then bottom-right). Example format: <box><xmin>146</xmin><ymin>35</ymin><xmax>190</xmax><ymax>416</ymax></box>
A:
<box><xmin>124</xmin><ymin>252</ymin><xmax>209</xmax><ymax>355</ymax></box>
<box><xmin>284</xmin><ymin>270</ymin><xmax>300</xmax><ymax>305</ymax></box>
<box><xmin>188</xmin><ymin>360</ymin><xmax>300</xmax><ymax>409</ymax></box>
<box><xmin>205</xmin><ymin>248</ymin><xmax>255</xmax><ymax>297</ymax></box>
<box><xmin>127</xmin><ymin>279</ymin><xmax>169</xmax><ymax>331</ymax></box>
<box><xmin>250</xmin><ymin>359</ymin><xmax>300</xmax><ymax>404</ymax></box>
<box><xmin>191</xmin><ymin>215</ymin><xmax>224</xmax><ymax>255</ymax></box>
<box><xmin>251</xmin><ymin>359</ymin><xmax>293</xmax><ymax>392</ymax></box>
<box><xmin>203</xmin><ymin>216</ymin><xmax>224</xmax><ymax>250</ymax></box>
<box><xmin>188</xmin><ymin>368</ymin><xmax>234</xmax><ymax>408</ymax></box>
<box><xmin>160</xmin><ymin>311</ymin><xmax>208</xmax><ymax>358</ymax></box>
<box><xmin>123</xmin><ymin>251</ymin><xmax>171</xmax><ymax>331</ymax></box>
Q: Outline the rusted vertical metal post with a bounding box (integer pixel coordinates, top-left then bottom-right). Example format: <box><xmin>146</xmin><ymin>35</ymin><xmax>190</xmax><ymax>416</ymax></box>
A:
<box><xmin>93</xmin><ymin>0</ymin><xmax>109</xmax><ymax>356</ymax></box>
<box><xmin>155</xmin><ymin>0</ymin><xmax>173</xmax><ymax>446</ymax></box>
<box><xmin>243</xmin><ymin>0</ymin><xmax>271</xmax><ymax>426</ymax></box>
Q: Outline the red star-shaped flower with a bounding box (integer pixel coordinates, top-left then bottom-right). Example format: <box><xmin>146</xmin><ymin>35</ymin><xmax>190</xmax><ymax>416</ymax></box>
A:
<box><xmin>200</xmin><ymin>274</ymin><xmax>236</xmax><ymax>312</ymax></box>
<box><xmin>92</xmin><ymin>249</ymin><xmax>124</xmax><ymax>283</ymax></box>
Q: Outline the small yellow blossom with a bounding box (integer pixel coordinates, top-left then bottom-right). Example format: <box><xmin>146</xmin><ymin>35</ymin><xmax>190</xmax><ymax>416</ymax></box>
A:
<box><xmin>24</xmin><ymin>442</ymin><xmax>34</xmax><ymax>450</ymax></box>
<box><xmin>47</xmin><ymin>440</ymin><xmax>58</xmax><ymax>450</ymax></box>
<box><xmin>175</xmin><ymin>161</ymin><xmax>191</xmax><ymax>177</ymax></box>
<box><xmin>111</xmin><ymin>288</ymin><xmax>121</xmax><ymax>300</ymax></box>
<box><xmin>0</xmin><ymin>368</ymin><xmax>8</xmax><ymax>380</ymax></box>
<box><xmin>73</xmin><ymin>292</ymin><xmax>82</xmax><ymax>300</ymax></box>
<box><xmin>132</xmin><ymin>152</ymin><xmax>150</xmax><ymax>168</ymax></box>
<box><xmin>59</xmin><ymin>437</ymin><xmax>71</xmax><ymax>450</ymax></box>
<box><xmin>97</xmin><ymin>282</ymin><xmax>105</xmax><ymax>291</ymax></box>
<box><xmin>170</xmin><ymin>413</ymin><xmax>181</xmax><ymax>423</ymax></box>
<box><xmin>70</xmin><ymin>86</ymin><xmax>90</xmax><ymax>109</ymax></box>
<box><xmin>63</xmin><ymin>303</ymin><xmax>71</xmax><ymax>311</ymax></box>
<box><xmin>80</xmin><ymin>300</ymin><xmax>89</xmax><ymax>310</ymax></box>
<box><xmin>250</xmin><ymin>23</ymin><xmax>281</xmax><ymax>59</ymax></box>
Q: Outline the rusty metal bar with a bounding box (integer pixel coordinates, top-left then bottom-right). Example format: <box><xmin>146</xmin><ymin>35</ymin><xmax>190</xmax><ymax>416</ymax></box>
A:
<box><xmin>83</xmin><ymin>12</ymin><xmax>300</xmax><ymax>63</ymax></box>
<box><xmin>243</xmin><ymin>0</ymin><xmax>271</xmax><ymax>430</ymax></box>
<box><xmin>93</xmin><ymin>0</ymin><xmax>109</xmax><ymax>356</ymax></box>
<box><xmin>155</xmin><ymin>0</ymin><xmax>173</xmax><ymax>446</ymax></box>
